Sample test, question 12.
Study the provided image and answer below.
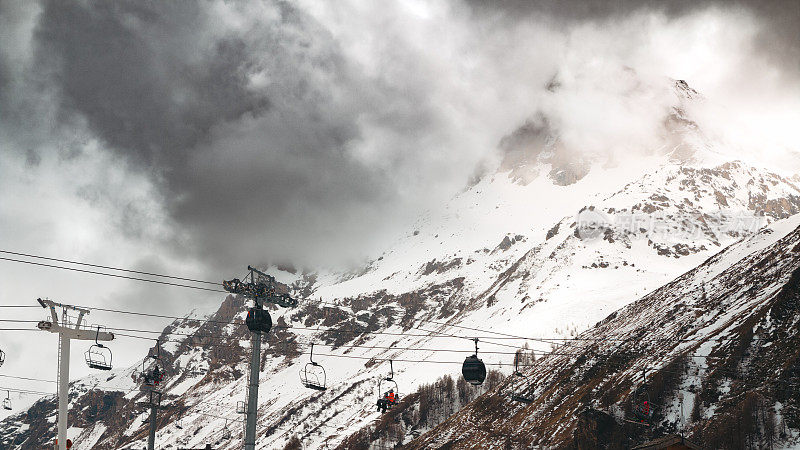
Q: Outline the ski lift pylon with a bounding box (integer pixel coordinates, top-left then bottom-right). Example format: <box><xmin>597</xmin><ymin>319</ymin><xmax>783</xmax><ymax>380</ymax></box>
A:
<box><xmin>299</xmin><ymin>343</ymin><xmax>327</xmax><ymax>391</ymax></box>
<box><xmin>462</xmin><ymin>338</ymin><xmax>486</xmax><ymax>386</ymax></box>
<box><xmin>84</xmin><ymin>326</ymin><xmax>113</xmax><ymax>371</ymax></box>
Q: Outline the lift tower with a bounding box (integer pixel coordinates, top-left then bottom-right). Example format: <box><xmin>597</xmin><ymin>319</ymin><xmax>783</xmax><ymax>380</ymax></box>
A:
<box><xmin>223</xmin><ymin>266</ymin><xmax>297</xmax><ymax>450</ymax></box>
<box><xmin>36</xmin><ymin>298</ymin><xmax>114</xmax><ymax>450</ymax></box>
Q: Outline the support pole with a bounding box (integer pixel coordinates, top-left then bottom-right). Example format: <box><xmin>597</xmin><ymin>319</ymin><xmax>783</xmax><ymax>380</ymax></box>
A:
<box><xmin>57</xmin><ymin>335</ymin><xmax>70</xmax><ymax>450</ymax></box>
<box><xmin>223</xmin><ymin>267</ymin><xmax>296</xmax><ymax>450</ymax></box>
<box><xmin>37</xmin><ymin>299</ymin><xmax>113</xmax><ymax>450</ymax></box>
<box><xmin>244</xmin><ymin>328</ymin><xmax>261</xmax><ymax>450</ymax></box>
<box><xmin>147</xmin><ymin>391</ymin><xmax>160</xmax><ymax>450</ymax></box>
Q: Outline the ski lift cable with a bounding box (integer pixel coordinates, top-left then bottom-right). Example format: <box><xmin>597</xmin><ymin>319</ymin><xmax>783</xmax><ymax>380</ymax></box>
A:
<box><xmin>102</xmin><ymin>328</ymin><xmax>622</xmax><ymax>357</ymax></box>
<box><xmin>0</xmin><ymin>256</ymin><xmax>225</xmax><ymax>293</ymax></box>
<box><xmin>0</xmin><ymin>386</ymin><xmax>54</xmax><ymax>396</ymax></box>
<box><xmin>0</xmin><ymin>251</ymin><xmax>786</xmax><ymax>353</ymax></box>
<box><xmin>108</xmin><ymin>332</ymin><xmax>735</xmax><ymax>376</ymax></box>
<box><xmin>0</xmin><ymin>254</ymin><xmax>732</xmax><ymax>345</ymax></box>
<box><xmin>0</xmin><ymin>374</ymin><xmax>56</xmax><ymax>384</ymax></box>
<box><xmin>107</xmin><ymin>325</ymin><xmax>729</xmax><ymax>361</ymax></box>
<box><xmin>0</xmin><ymin>322</ymin><xmax>740</xmax><ymax>365</ymax></box>
<box><xmin>0</xmin><ymin>256</ymin><xmax>768</xmax><ymax>346</ymax></box>
<box><xmin>8</xmin><ymin>301</ymin><xmax>719</xmax><ymax>349</ymax></box>
<box><xmin>0</xmin><ymin>249</ymin><xmax>222</xmax><ymax>285</ymax></box>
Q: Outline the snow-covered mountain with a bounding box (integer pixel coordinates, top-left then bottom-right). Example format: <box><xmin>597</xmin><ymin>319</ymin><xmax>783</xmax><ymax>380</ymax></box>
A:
<box><xmin>404</xmin><ymin>214</ymin><xmax>800</xmax><ymax>449</ymax></box>
<box><xmin>2</xmin><ymin>78</ymin><xmax>799</xmax><ymax>449</ymax></box>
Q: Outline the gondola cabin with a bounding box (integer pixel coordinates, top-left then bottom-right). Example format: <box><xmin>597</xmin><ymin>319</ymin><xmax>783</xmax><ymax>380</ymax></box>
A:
<box><xmin>462</xmin><ymin>355</ymin><xmax>486</xmax><ymax>386</ymax></box>
<box><xmin>246</xmin><ymin>307</ymin><xmax>272</xmax><ymax>333</ymax></box>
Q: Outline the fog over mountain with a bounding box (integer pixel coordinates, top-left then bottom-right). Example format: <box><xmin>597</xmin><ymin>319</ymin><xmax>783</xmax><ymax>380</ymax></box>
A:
<box><xmin>0</xmin><ymin>0</ymin><xmax>798</xmax><ymax>384</ymax></box>
<box><xmin>2</xmin><ymin>0</ymin><xmax>798</xmax><ymax>269</ymax></box>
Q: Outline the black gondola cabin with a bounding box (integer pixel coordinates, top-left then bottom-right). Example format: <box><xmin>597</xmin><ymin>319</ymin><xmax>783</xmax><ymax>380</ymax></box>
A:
<box><xmin>462</xmin><ymin>354</ymin><xmax>486</xmax><ymax>385</ymax></box>
<box><xmin>246</xmin><ymin>307</ymin><xmax>272</xmax><ymax>333</ymax></box>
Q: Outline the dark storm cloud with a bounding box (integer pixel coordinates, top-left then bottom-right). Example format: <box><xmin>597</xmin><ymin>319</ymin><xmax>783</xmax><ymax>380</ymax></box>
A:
<box><xmin>35</xmin><ymin>1</ymin><xmax>270</xmax><ymax>168</ymax></box>
<box><xmin>24</xmin><ymin>0</ymin><xmax>403</xmax><ymax>268</ymax></box>
<box><xmin>3</xmin><ymin>0</ymin><xmax>797</xmax><ymax>272</ymax></box>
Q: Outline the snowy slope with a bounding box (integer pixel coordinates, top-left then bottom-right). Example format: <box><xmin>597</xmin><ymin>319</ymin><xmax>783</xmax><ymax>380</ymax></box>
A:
<box><xmin>7</xmin><ymin>155</ymin><xmax>787</xmax><ymax>449</ymax></box>
<box><xmin>406</xmin><ymin>214</ymin><xmax>800</xmax><ymax>448</ymax></box>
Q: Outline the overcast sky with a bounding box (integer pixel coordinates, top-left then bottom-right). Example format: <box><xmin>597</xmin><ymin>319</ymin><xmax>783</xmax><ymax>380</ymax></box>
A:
<box><xmin>0</xmin><ymin>0</ymin><xmax>798</xmax><ymax>393</ymax></box>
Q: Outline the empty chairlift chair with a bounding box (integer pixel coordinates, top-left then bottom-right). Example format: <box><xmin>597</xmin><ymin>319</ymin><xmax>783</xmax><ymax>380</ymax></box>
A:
<box><xmin>2</xmin><ymin>391</ymin><xmax>11</xmax><ymax>411</ymax></box>
<box><xmin>510</xmin><ymin>352</ymin><xmax>532</xmax><ymax>404</ymax></box>
<box><xmin>299</xmin><ymin>343</ymin><xmax>327</xmax><ymax>391</ymax></box>
<box><xmin>84</xmin><ymin>326</ymin><xmax>113</xmax><ymax>371</ymax></box>
<box><xmin>462</xmin><ymin>338</ymin><xmax>486</xmax><ymax>386</ymax></box>
<box><xmin>222</xmin><ymin>419</ymin><xmax>232</xmax><ymax>439</ymax></box>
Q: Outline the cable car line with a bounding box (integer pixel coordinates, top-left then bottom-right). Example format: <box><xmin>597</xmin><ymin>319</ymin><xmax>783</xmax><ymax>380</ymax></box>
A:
<box><xmin>0</xmin><ymin>318</ymin><xmax>733</xmax><ymax>362</ymax></box>
<box><xmin>0</xmin><ymin>254</ymin><xmax>710</xmax><ymax>348</ymax></box>
<box><xmin>0</xmin><ymin>255</ymin><xmax>762</xmax><ymax>347</ymax></box>
<box><xmin>0</xmin><ymin>256</ymin><xmax>225</xmax><ymax>293</ymax></box>
<box><xmin>0</xmin><ymin>249</ymin><xmax>221</xmax><ymax>286</ymax></box>
<box><xmin>0</xmin><ymin>374</ymin><xmax>56</xmax><ymax>384</ymax></box>
<box><xmin>0</xmin><ymin>386</ymin><xmax>54</xmax><ymax>396</ymax></box>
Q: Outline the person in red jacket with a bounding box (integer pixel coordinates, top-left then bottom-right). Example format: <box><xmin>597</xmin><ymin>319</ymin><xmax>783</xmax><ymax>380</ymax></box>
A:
<box><xmin>387</xmin><ymin>389</ymin><xmax>396</xmax><ymax>406</ymax></box>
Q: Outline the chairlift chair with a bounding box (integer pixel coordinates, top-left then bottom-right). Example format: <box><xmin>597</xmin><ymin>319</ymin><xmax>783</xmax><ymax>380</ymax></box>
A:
<box><xmin>0</xmin><ymin>348</ymin><xmax>5</xmax><ymax>368</ymax></box>
<box><xmin>633</xmin><ymin>384</ymin><xmax>653</xmax><ymax>422</ymax></box>
<box><xmin>141</xmin><ymin>340</ymin><xmax>164</xmax><ymax>388</ymax></box>
<box><xmin>631</xmin><ymin>368</ymin><xmax>653</xmax><ymax>424</ymax></box>
<box><xmin>245</xmin><ymin>307</ymin><xmax>272</xmax><ymax>333</ymax></box>
<box><xmin>299</xmin><ymin>343</ymin><xmax>327</xmax><ymax>391</ymax></box>
<box><xmin>2</xmin><ymin>391</ymin><xmax>11</xmax><ymax>410</ymax></box>
<box><xmin>510</xmin><ymin>352</ymin><xmax>532</xmax><ymax>404</ymax></box>
<box><xmin>462</xmin><ymin>338</ymin><xmax>486</xmax><ymax>386</ymax></box>
<box><xmin>222</xmin><ymin>419</ymin><xmax>231</xmax><ymax>439</ymax></box>
<box><xmin>377</xmin><ymin>360</ymin><xmax>400</xmax><ymax>411</ymax></box>
<box><xmin>84</xmin><ymin>326</ymin><xmax>113</xmax><ymax>371</ymax></box>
